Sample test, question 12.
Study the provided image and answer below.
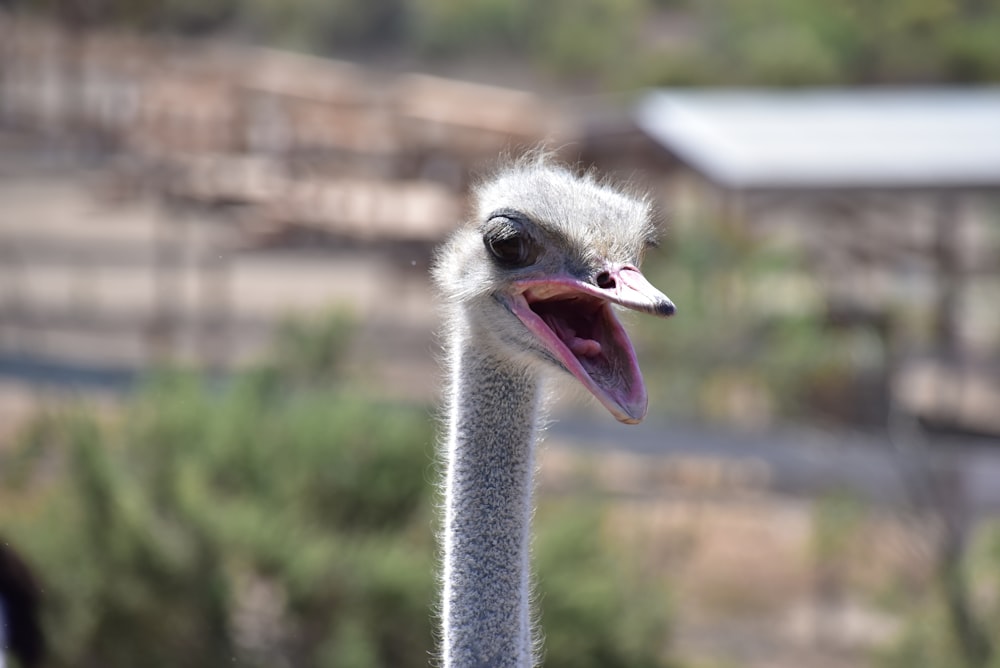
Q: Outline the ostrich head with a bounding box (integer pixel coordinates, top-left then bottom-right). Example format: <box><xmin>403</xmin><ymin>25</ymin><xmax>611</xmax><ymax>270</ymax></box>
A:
<box><xmin>435</xmin><ymin>160</ymin><xmax>675</xmax><ymax>424</ymax></box>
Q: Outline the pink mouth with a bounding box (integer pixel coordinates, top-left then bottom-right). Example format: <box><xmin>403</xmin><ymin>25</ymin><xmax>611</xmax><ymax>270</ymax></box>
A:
<box><xmin>506</xmin><ymin>269</ymin><xmax>674</xmax><ymax>424</ymax></box>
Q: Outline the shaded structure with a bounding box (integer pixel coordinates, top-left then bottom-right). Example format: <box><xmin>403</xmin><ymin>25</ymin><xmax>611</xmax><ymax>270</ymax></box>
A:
<box><xmin>0</xmin><ymin>16</ymin><xmax>567</xmax><ymax>378</ymax></box>
<box><xmin>637</xmin><ymin>88</ymin><xmax>1000</xmax><ymax>434</ymax></box>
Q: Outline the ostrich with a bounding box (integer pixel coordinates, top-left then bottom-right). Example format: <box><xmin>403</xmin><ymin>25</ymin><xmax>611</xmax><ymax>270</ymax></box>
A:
<box><xmin>0</xmin><ymin>540</ymin><xmax>45</xmax><ymax>668</ymax></box>
<box><xmin>433</xmin><ymin>157</ymin><xmax>675</xmax><ymax>667</ymax></box>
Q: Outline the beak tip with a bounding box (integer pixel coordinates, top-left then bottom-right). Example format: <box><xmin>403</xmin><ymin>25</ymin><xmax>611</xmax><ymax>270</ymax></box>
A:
<box><xmin>657</xmin><ymin>300</ymin><xmax>677</xmax><ymax>317</ymax></box>
<box><xmin>613</xmin><ymin>400</ymin><xmax>648</xmax><ymax>425</ymax></box>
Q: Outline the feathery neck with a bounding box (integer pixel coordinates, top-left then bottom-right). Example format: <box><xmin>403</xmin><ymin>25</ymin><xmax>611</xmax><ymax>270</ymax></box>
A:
<box><xmin>446</xmin><ymin>323</ymin><xmax>542</xmax><ymax>451</ymax></box>
<box><xmin>441</xmin><ymin>321</ymin><xmax>542</xmax><ymax>667</ymax></box>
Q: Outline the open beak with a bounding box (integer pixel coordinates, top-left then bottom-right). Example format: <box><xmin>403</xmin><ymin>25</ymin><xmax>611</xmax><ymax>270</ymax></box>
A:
<box><xmin>505</xmin><ymin>265</ymin><xmax>674</xmax><ymax>424</ymax></box>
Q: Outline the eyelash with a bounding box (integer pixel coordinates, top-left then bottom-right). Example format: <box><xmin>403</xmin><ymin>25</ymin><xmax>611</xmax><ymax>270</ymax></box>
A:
<box><xmin>483</xmin><ymin>216</ymin><xmax>538</xmax><ymax>267</ymax></box>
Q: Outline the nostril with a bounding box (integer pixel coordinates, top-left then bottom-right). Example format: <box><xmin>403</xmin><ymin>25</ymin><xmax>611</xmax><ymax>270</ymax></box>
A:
<box><xmin>596</xmin><ymin>271</ymin><xmax>616</xmax><ymax>289</ymax></box>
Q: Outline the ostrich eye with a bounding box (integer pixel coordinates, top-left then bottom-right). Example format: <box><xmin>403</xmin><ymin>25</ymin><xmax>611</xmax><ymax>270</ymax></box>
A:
<box><xmin>484</xmin><ymin>216</ymin><xmax>538</xmax><ymax>268</ymax></box>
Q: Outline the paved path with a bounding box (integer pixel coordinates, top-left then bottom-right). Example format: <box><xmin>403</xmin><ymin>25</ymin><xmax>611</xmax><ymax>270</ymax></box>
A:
<box><xmin>549</xmin><ymin>411</ymin><xmax>1000</xmax><ymax>512</ymax></box>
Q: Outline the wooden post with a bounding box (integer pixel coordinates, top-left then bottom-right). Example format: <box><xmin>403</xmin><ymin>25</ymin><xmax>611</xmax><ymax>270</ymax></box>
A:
<box><xmin>199</xmin><ymin>223</ymin><xmax>232</xmax><ymax>375</ymax></box>
<box><xmin>147</xmin><ymin>205</ymin><xmax>181</xmax><ymax>366</ymax></box>
<box><xmin>933</xmin><ymin>194</ymin><xmax>964</xmax><ymax>423</ymax></box>
<box><xmin>934</xmin><ymin>194</ymin><xmax>962</xmax><ymax>359</ymax></box>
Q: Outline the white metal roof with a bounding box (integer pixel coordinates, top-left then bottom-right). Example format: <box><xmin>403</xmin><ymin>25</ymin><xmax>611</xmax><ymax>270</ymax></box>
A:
<box><xmin>635</xmin><ymin>88</ymin><xmax>1000</xmax><ymax>190</ymax></box>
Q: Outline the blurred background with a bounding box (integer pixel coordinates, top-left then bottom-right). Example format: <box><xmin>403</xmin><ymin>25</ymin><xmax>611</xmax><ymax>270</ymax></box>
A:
<box><xmin>1</xmin><ymin>0</ymin><xmax>999</xmax><ymax>666</ymax></box>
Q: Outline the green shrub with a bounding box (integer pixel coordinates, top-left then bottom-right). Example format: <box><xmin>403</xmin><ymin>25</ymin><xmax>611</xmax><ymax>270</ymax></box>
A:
<box><xmin>409</xmin><ymin>0</ymin><xmax>531</xmax><ymax>55</ymax></box>
<box><xmin>1</xmin><ymin>374</ymin><xmax>436</xmax><ymax>668</ymax></box>
<box><xmin>876</xmin><ymin>519</ymin><xmax>1000</xmax><ymax>668</ymax></box>
<box><xmin>536</xmin><ymin>502</ymin><xmax>673</xmax><ymax>668</ymax></box>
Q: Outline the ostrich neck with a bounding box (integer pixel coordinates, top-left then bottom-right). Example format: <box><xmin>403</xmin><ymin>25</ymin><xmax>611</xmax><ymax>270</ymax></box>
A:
<box><xmin>442</xmin><ymin>326</ymin><xmax>541</xmax><ymax>668</ymax></box>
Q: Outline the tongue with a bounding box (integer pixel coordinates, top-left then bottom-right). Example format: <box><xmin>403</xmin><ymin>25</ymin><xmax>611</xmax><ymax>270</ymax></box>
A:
<box><xmin>568</xmin><ymin>336</ymin><xmax>602</xmax><ymax>357</ymax></box>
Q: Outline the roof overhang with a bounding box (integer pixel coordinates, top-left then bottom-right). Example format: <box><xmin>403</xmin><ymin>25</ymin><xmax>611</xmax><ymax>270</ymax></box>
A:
<box><xmin>635</xmin><ymin>88</ymin><xmax>1000</xmax><ymax>193</ymax></box>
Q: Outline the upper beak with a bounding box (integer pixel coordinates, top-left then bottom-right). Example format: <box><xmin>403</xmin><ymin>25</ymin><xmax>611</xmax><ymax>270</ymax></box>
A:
<box><xmin>597</xmin><ymin>265</ymin><xmax>676</xmax><ymax>317</ymax></box>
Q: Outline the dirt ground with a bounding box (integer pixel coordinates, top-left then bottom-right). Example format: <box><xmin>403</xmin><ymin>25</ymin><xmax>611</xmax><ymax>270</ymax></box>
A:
<box><xmin>537</xmin><ymin>443</ymin><xmax>924</xmax><ymax>668</ymax></box>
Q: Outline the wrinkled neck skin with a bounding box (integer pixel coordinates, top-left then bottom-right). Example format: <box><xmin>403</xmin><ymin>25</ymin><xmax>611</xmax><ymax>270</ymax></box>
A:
<box><xmin>441</xmin><ymin>314</ymin><xmax>541</xmax><ymax>668</ymax></box>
